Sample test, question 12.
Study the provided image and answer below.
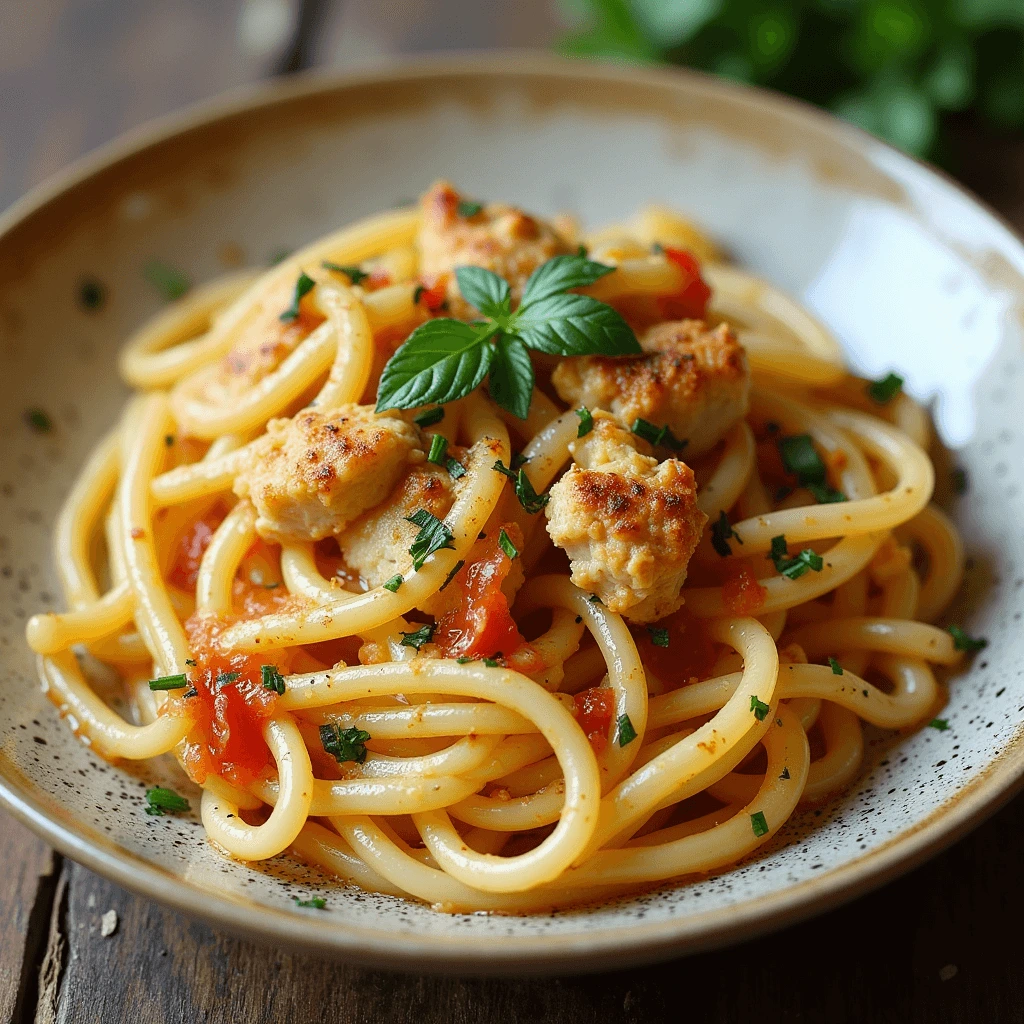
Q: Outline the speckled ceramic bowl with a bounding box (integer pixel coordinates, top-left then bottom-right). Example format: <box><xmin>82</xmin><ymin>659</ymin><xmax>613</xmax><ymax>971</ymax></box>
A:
<box><xmin>1</xmin><ymin>55</ymin><xmax>1022</xmax><ymax>974</ymax></box>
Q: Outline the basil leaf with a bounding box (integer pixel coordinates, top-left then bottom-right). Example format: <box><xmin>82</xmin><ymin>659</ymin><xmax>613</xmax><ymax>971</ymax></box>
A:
<box><xmin>376</xmin><ymin>319</ymin><xmax>495</xmax><ymax>411</ymax></box>
<box><xmin>487</xmin><ymin>335</ymin><xmax>535</xmax><ymax>419</ymax></box>
<box><xmin>455</xmin><ymin>266</ymin><xmax>511</xmax><ymax>319</ymax></box>
<box><xmin>520</xmin><ymin>253</ymin><xmax>616</xmax><ymax>306</ymax></box>
<box><xmin>512</xmin><ymin>293</ymin><xmax>641</xmax><ymax>357</ymax></box>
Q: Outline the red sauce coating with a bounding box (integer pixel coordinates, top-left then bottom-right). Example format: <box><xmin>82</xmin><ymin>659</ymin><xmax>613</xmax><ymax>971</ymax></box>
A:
<box><xmin>659</xmin><ymin>248</ymin><xmax>712</xmax><ymax>321</ymax></box>
<box><xmin>573</xmin><ymin>686</ymin><xmax>615</xmax><ymax>753</ymax></box>
<box><xmin>167</xmin><ymin>502</ymin><xmax>228</xmax><ymax>590</ymax></box>
<box><xmin>722</xmin><ymin>567</ymin><xmax>768</xmax><ymax>615</ymax></box>
<box><xmin>634</xmin><ymin>611</ymin><xmax>718</xmax><ymax>689</ymax></box>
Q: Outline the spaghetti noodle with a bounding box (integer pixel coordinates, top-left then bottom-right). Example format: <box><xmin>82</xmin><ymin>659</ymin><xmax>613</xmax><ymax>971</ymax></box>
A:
<box><xmin>26</xmin><ymin>184</ymin><xmax>974</xmax><ymax>913</ymax></box>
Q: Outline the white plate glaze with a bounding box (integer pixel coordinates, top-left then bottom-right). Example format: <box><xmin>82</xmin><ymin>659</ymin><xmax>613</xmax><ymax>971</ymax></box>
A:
<box><xmin>1</xmin><ymin>55</ymin><xmax>1022</xmax><ymax>974</ymax></box>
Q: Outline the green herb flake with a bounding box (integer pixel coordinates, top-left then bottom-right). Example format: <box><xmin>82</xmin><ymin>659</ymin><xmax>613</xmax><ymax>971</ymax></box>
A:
<box><xmin>457</xmin><ymin>200</ymin><xmax>484</xmax><ymax>218</ymax></box>
<box><xmin>185</xmin><ymin>659</ymin><xmax>196</xmax><ymax>667</ymax></box>
<box><xmin>768</xmin><ymin>535</ymin><xmax>824</xmax><ymax>580</ymax></box>
<box><xmin>445</xmin><ymin>456</ymin><xmax>467</xmax><ymax>479</ymax></box>
<box><xmin>148</xmin><ymin>673</ymin><xmax>188</xmax><ymax>691</ymax></box>
<box><xmin>164</xmin><ymin>434</ymin><xmax>175</xmax><ymax>447</ymax></box>
<box><xmin>616</xmin><ymin>713</ymin><xmax>638</xmax><ymax>747</ymax></box>
<box><xmin>280</xmin><ymin>271</ymin><xmax>316</xmax><ymax>322</ymax></box>
<box><xmin>711</xmin><ymin>509</ymin><xmax>742</xmax><ymax>558</ymax></box>
<box><xmin>929</xmin><ymin>718</ymin><xmax>950</xmax><ymax>732</ymax></box>
<box><xmin>439</xmin><ymin>560</ymin><xmax>465</xmax><ymax>592</ymax></box>
<box><xmin>498</xmin><ymin>528</ymin><xmax>519</xmax><ymax>560</ymax></box>
<box><xmin>322</xmin><ymin>261</ymin><xmax>368</xmax><ymax>284</ymax></box>
<box><xmin>261</xmin><ymin>664</ymin><xmax>286</xmax><ymax>695</ymax></box>
<box><xmin>79</xmin><ymin>278</ymin><xmax>105</xmax><ymax>311</ymax></box>
<box><xmin>750</xmin><ymin>810</ymin><xmax>769</xmax><ymax>838</ymax></box>
<box><xmin>294</xmin><ymin>896</ymin><xmax>326</xmax><ymax>909</ymax></box>
<box><xmin>427</xmin><ymin>433</ymin><xmax>449</xmax><ymax>465</ymax></box>
<box><xmin>630</xmin><ymin>417</ymin><xmax>687</xmax><ymax>451</ymax></box>
<box><xmin>405</xmin><ymin>508</ymin><xmax>455</xmax><ymax>570</ymax></box>
<box><xmin>492</xmin><ymin>460</ymin><xmax>550</xmax><ymax>514</ymax></box>
<box><xmin>780</xmin><ymin>767</ymin><xmax>791</xmax><ymax>780</ymax></box>
<box><xmin>145</xmin><ymin>786</ymin><xmax>190</xmax><ymax>816</ymax></box>
<box><xmin>24</xmin><ymin>408</ymin><xmax>52</xmax><ymax>433</ymax></box>
<box><xmin>749</xmin><ymin>694</ymin><xmax>770</xmax><ymax>721</ymax></box>
<box><xmin>867</xmin><ymin>372</ymin><xmax>904</xmax><ymax>404</ymax></box>
<box><xmin>215</xmin><ymin>671</ymin><xmax>241</xmax><ymax>689</ymax></box>
<box><xmin>778</xmin><ymin>434</ymin><xmax>826</xmax><ymax>485</ymax></box>
<box><xmin>575</xmin><ymin>406</ymin><xmax>594</xmax><ymax>438</ymax></box>
<box><xmin>414</xmin><ymin>407</ymin><xmax>445</xmax><ymax>428</ymax></box>
<box><xmin>807</xmin><ymin>482</ymin><xmax>848</xmax><ymax>504</ymax></box>
<box><xmin>482</xmin><ymin>657</ymin><xmax>501</xmax><ymax>668</ymax></box>
<box><xmin>144</xmin><ymin>260</ymin><xmax>190</xmax><ymax>301</ymax></box>
<box><xmin>456</xmin><ymin>656</ymin><xmax>475</xmax><ymax>664</ymax></box>
<box><xmin>829</xmin><ymin>657</ymin><xmax>844</xmax><ymax>676</ymax></box>
<box><xmin>647</xmin><ymin>626</ymin><xmax>670</xmax><ymax>648</ymax></box>
<box><xmin>399</xmin><ymin>623</ymin><xmax>435</xmax><ymax>650</ymax></box>
<box><xmin>948</xmin><ymin>625</ymin><xmax>987</xmax><ymax>653</ymax></box>
<box><xmin>589</xmin><ymin>593</ymin><xmax>603</xmax><ymax>604</ymax></box>
<box><xmin>382</xmin><ymin>574</ymin><xmax>403</xmax><ymax>593</ymax></box>
<box><xmin>320</xmin><ymin>724</ymin><xmax>371</xmax><ymax>765</ymax></box>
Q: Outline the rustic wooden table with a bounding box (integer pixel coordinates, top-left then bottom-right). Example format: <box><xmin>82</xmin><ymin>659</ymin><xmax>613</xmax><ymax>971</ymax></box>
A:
<box><xmin>4</xmin><ymin>3</ymin><xmax>1024</xmax><ymax>1021</ymax></box>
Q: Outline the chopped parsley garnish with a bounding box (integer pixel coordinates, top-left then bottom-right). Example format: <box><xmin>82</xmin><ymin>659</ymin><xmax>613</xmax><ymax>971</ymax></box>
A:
<box><xmin>215</xmin><ymin>671</ymin><xmax>240</xmax><ymax>689</ymax></box>
<box><xmin>749</xmin><ymin>695</ymin><xmax>770</xmax><ymax>721</ymax></box>
<box><xmin>455</xmin><ymin>656</ymin><xmax>474</xmax><ymax>664</ymax></box>
<box><xmin>439</xmin><ymin>559</ymin><xmax>465</xmax><ymax>591</ymax></box>
<box><xmin>630</xmin><ymin>417</ymin><xmax>687</xmax><ymax>451</ymax></box>
<box><xmin>929</xmin><ymin>718</ymin><xmax>950</xmax><ymax>732</ymax></box>
<box><xmin>261</xmin><ymin>665</ymin><xmax>286</xmax><ymax>695</ymax></box>
<box><xmin>777</xmin><ymin>433</ymin><xmax>845</xmax><ymax>503</ymax></box>
<box><xmin>294</xmin><ymin>896</ymin><xmax>326</xmax><ymax>909</ymax></box>
<box><xmin>405</xmin><ymin>508</ymin><xmax>455</xmax><ymax>570</ymax></box>
<box><xmin>321</xmin><ymin>261</ymin><xmax>368</xmax><ymax>284</ymax></box>
<box><xmin>616</xmin><ymin>713</ymin><xmax>638</xmax><ymax>746</ymax></box>
<box><xmin>145</xmin><ymin>786</ymin><xmax>190</xmax><ymax>816</ymax></box>
<box><xmin>144</xmin><ymin>260</ymin><xmax>190</xmax><ymax>301</ymax></box>
<box><xmin>185</xmin><ymin>659</ymin><xmax>196</xmax><ymax>667</ymax></box>
<box><xmin>768</xmin><ymin>535</ymin><xmax>824</xmax><ymax>580</ymax></box>
<box><xmin>79</xmin><ymin>278</ymin><xmax>105</xmax><ymax>310</ymax></box>
<box><xmin>320</xmin><ymin>724</ymin><xmax>371</xmax><ymax>764</ymax></box>
<box><xmin>511</xmin><ymin>451</ymin><xmax>530</xmax><ymax>470</ymax></box>
<box><xmin>575</xmin><ymin>407</ymin><xmax>594</xmax><ymax>438</ymax></box>
<box><xmin>492</xmin><ymin>460</ymin><xmax>550</xmax><ymax>514</ymax></box>
<box><xmin>589</xmin><ymin>593</ymin><xmax>603</xmax><ymax>604</ymax></box>
<box><xmin>711</xmin><ymin>510</ymin><xmax>742</xmax><ymax>557</ymax></box>
<box><xmin>445</xmin><ymin>456</ymin><xmax>467</xmax><ymax>479</ymax></box>
<box><xmin>457</xmin><ymin>200</ymin><xmax>483</xmax><ymax>217</ymax></box>
<box><xmin>482</xmin><ymin>657</ymin><xmax>502</xmax><ymax>668</ymax></box>
<box><xmin>948</xmin><ymin>625</ymin><xmax>987</xmax><ymax>652</ymax></box>
<box><xmin>399</xmin><ymin>623</ymin><xmax>435</xmax><ymax>649</ymax></box>
<box><xmin>164</xmin><ymin>434</ymin><xmax>175</xmax><ymax>447</ymax></box>
<box><xmin>382</xmin><ymin>574</ymin><xmax>403</xmax><ymax>593</ymax></box>
<box><xmin>866</xmin><ymin>372</ymin><xmax>904</xmax><ymax>404</ymax></box>
<box><xmin>647</xmin><ymin>626</ymin><xmax>670</xmax><ymax>648</ymax></box>
<box><xmin>375</xmin><ymin>254</ymin><xmax>635</xmax><ymax>420</ymax></box>
<box><xmin>25</xmin><ymin>408</ymin><xmax>52</xmax><ymax>433</ymax></box>
<box><xmin>779</xmin><ymin>767</ymin><xmax>791</xmax><ymax>780</ymax></box>
<box><xmin>280</xmin><ymin>272</ymin><xmax>315</xmax><ymax>322</ymax></box>
<box><xmin>498</xmin><ymin>528</ymin><xmax>519</xmax><ymax>560</ymax></box>
<box><xmin>951</xmin><ymin>467</ymin><xmax>968</xmax><ymax>495</ymax></box>
<box><xmin>750</xmin><ymin>810</ymin><xmax>769</xmax><ymax>837</ymax></box>
<box><xmin>427</xmin><ymin>433</ymin><xmax>449</xmax><ymax>465</ymax></box>
<box><xmin>829</xmin><ymin>657</ymin><xmax>844</xmax><ymax>676</ymax></box>
<box><xmin>414</xmin><ymin>407</ymin><xmax>445</xmax><ymax>428</ymax></box>
<box><xmin>148</xmin><ymin>673</ymin><xmax>188</xmax><ymax>691</ymax></box>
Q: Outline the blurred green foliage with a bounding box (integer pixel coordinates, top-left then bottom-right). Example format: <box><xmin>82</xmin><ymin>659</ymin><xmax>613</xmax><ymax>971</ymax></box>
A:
<box><xmin>559</xmin><ymin>0</ymin><xmax>1024</xmax><ymax>157</ymax></box>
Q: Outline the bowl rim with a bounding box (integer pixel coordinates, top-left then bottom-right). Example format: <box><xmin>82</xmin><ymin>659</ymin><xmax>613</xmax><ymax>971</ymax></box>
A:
<box><xmin>2</xmin><ymin>50</ymin><xmax>1023</xmax><ymax>975</ymax></box>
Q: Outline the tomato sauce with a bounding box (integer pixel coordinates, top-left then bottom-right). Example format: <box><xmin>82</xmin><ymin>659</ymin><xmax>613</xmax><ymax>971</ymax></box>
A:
<box><xmin>167</xmin><ymin>502</ymin><xmax>229</xmax><ymax>590</ymax></box>
<box><xmin>634</xmin><ymin>611</ymin><xmax>718</xmax><ymax>689</ymax></box>
<box><xmin>722</xmin><ymin>567</ymin><xmax>768</xmax><ymax>615</ymax></box>
<box><xmin>573</xmin><ymin>686</ymin><xmax>615</xmax><ymax>753</ymax></box>
<box><xmin>659</xmin><ymin>248</ymin><xmax>712</xmax><ymax>321</ymax></box>
<box><xmin>434</xmin><ymin>524</ymin><xmax>538</xmax><ymax>665</ymax></box>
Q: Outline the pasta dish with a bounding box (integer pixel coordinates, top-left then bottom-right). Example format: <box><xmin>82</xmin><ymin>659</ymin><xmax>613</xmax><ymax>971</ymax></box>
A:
<box><xmin>26</xmin><ymin>183</ymin><xmax>978</xmax><ymax>913</ymax></box>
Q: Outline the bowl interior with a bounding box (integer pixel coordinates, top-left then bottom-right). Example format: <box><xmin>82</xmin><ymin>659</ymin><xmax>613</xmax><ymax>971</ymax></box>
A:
<box><xmin>2</xmin><ymin>57</ymin><xmax>1023</xmax><ymax>971</ymax></box>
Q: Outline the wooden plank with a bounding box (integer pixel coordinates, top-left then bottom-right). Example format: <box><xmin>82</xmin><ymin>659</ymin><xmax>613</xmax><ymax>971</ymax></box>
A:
<box><xmin>0</xmin><ymin>813</ymin><xmax>60</xmax><ymax>1022</ymax></box>
<box><xmin>37</xmin><ymin>790</ymin><xmax>1024</xmax><ymax>1024</ymax></box>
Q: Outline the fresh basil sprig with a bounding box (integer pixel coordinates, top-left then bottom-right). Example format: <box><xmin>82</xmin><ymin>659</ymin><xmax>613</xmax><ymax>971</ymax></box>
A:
<box><xmin>375</xmin><ymin>254</ymin><xmax>641</xmax><ymax>418</ymax></box>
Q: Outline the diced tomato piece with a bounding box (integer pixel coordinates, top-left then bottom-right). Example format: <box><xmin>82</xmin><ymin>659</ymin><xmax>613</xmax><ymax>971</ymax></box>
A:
<box><xmin>365</xmin><ymin>270</ymin><xmax>392</xmax><ymax>291</ymax></box>
<box><xmin>435</xmin><ymin>524</ymin><xmax>531</xmax><ymax>662</ymax></box>
<box><xmin>722</xmin><ymin>567</ymin><xmax>768</xmax><ymax>615</ymax></box>
<box><xmin>659</xmin><ymin>247</ymin><xmax>712</xmax><ymax>321</ymax></box>
<box><xmin>167</xmin><ymin>503</ymin><xmax>228</xmax><ymax>590</ymax></box>
<box><xmin>573</xmin><ymin>686</ymin><xmax>615</xmax><ymax>753</ymax></box>
<box><xmin>415</xmin><ymin>277</ymin><xmax>449</xmax><ymax>314</ymax></box>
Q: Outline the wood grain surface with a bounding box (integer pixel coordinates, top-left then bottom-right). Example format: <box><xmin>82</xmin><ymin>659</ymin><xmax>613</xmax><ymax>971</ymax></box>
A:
<box><xmin>4</xmin><ymin>1</ymin><xmax>1024</xmax><ymax>1021</ymax></box>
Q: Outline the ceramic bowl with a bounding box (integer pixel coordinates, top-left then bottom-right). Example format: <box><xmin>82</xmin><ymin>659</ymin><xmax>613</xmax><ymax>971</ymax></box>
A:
<box><xmin>1</xmin><ymin>54</ymin><xmax>1022</xmax><ymax>974</ymax></box>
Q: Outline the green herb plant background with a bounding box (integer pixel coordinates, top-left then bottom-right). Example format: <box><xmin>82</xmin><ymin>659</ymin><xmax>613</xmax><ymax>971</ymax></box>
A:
<box><xmin>559</xmin><ymin>0</ymin><xmax>1024</xmax><ymax>160</ymax></box>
